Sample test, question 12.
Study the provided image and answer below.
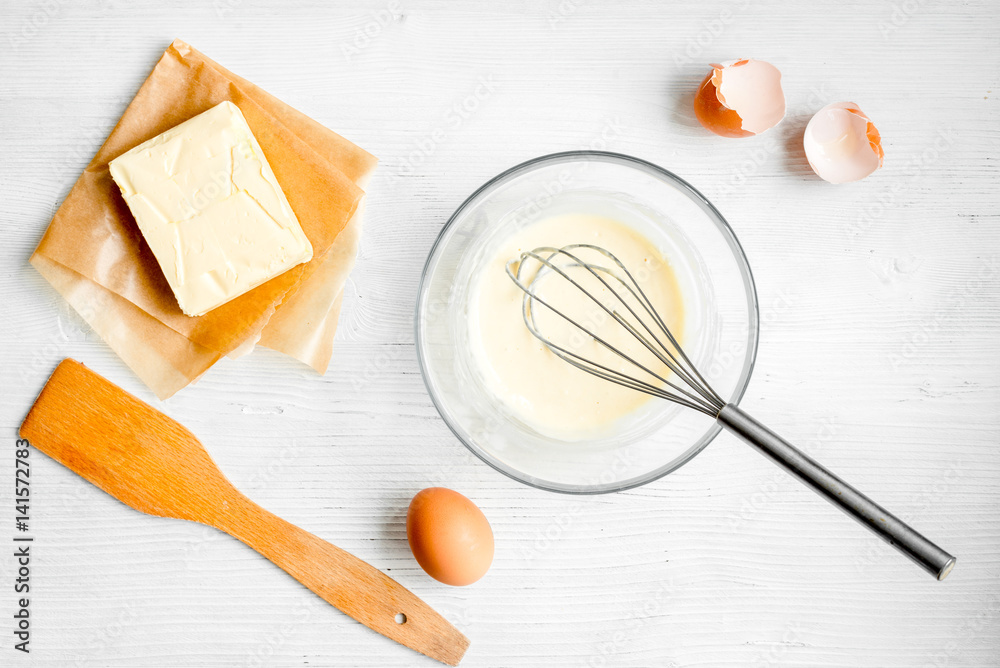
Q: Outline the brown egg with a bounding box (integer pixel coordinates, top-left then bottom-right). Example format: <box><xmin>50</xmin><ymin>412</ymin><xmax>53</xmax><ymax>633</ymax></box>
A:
<box><xmin>406</xmin><ymin>487</ymin><xmax>494</xmax><ymax>586</ymax></box>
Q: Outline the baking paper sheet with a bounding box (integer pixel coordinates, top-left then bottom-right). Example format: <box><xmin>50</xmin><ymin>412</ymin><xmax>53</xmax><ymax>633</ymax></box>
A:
<box><xmin>30</xmin><ymin>40</ymin><xmax>377</xmax><ymax>398</ymax></box>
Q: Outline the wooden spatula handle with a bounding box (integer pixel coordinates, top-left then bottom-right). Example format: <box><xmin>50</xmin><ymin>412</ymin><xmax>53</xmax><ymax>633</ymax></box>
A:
<box><xmin>213</xmin><ymin>492</ymin><xmax>469</xmax><ymax>666</ymax></box>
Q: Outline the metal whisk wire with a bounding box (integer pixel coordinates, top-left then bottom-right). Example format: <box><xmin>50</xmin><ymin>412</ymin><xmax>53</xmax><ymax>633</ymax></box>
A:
<box><xmin>504</xmin><ymin>244</ymin><xmax>723</xmax><ymax>416</ymax></box>
<box><xmin>504</xmin><ymin>243</ymin><xmax>956</xmax><ymax>581</ymax></box>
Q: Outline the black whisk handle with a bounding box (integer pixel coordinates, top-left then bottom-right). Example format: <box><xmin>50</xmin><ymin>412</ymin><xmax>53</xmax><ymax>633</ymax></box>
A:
<box><xmin>716</xmin><ymin>404</ymin><xmax>956</xmax><ymax>581</ymax></box>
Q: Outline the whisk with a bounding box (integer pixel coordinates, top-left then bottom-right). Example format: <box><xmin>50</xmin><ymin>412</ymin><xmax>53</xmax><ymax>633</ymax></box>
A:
<box><xmin>506</xmin><ymin>244</ymin><xmax>956</xmax><ymax>581</ymax></box>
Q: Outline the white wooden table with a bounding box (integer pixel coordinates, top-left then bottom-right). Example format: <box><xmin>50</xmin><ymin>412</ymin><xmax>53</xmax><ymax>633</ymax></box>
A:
<box><xmin>2</xmin><ymin>1</ymin><xmax>998</xmax><ymax>666</ymax></box>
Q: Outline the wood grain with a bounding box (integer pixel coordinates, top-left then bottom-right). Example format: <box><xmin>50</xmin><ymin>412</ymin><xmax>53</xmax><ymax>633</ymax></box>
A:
<box><xmin>19</xmin><ymin>359</ymin><xmax>468</xmax><ymax>666</ymax></box>
<box><xmin>1</xmin><ymin>0</ymin><xmax>998</xmax><ymax>666</ymax></box>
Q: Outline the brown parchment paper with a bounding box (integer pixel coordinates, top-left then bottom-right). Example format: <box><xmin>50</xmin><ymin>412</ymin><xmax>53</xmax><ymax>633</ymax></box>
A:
<box><xmin>32</xmin><ymin>254</ymin><xmax>222</xmax><ymax>398</ymax></box>
<box><xmin>30</xmin><ymin>40</ymin><xmax>378</xmax><ymax>398</ymax></box>
<box><xmin>34</xmin><ymin>41</ymin><xmax>364</xmax><ymax>355</ymax></box>
<box><xmin>258</xmin><ymin>199</ymin><xmax>365</xmax><ymax>372</ymax></box>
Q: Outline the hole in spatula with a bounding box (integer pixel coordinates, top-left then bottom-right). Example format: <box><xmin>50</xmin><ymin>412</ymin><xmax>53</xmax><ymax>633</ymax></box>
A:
<box><xmin>395</xmin><ymin>613</ymin><xmax>406</xmax><ymax>624</ymax></box>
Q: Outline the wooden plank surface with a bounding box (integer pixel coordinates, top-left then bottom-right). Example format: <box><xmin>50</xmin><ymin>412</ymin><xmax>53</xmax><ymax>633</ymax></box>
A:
<box><xmin>1</xmin><ymin>0</ymin><xmax>998</xmax><ymax>666</ymax></box>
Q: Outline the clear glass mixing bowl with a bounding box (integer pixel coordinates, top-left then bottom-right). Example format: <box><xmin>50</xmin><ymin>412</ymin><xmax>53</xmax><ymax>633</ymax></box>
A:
<box><xmin>416</xmin><ymin>151</ymin><xmax>759</xmax><ymax>494</ymax></box>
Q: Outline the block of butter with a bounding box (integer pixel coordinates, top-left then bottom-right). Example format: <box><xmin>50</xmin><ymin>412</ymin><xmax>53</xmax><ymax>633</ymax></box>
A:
<box><xmin>109</xmin><ymin>101</ymin><xmax>313</xmax><ymax>317</ymax></box>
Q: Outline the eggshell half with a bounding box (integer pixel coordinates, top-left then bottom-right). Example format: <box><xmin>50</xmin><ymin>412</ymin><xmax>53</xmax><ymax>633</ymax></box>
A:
<box><xmin>694</xmin><ymin>59</ymin><xmax>786</xmax><ymax>137</ymax></box>
<box><xmin>803</xmin><ymin>102</ymin><xmax>884</xmax><ymax>183</ymax></box>
<box><xmin>406</xmin><ymin>487</ymin><xmax>494</xmax><ymax>586</ymax></box>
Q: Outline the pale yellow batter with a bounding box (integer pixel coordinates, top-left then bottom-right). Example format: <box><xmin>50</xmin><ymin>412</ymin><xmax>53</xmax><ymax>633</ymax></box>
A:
<box><xmin>469</xmin><ymin>213</ymin><xmax>685</xmax><ymax>440</ymax></box>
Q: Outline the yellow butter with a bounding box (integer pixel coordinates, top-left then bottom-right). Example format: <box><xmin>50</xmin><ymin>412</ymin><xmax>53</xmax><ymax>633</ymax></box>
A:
<box><xmin>109</xmin><ymin>101</ymin><xmax>313</xmax><ymax>317</ymax></box>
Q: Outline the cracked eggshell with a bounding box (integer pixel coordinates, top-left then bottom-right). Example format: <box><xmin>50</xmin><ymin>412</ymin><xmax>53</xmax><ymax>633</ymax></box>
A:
<box><xmin>803</xmin><ymin>102</ymin><xmax>884</xmax><ymax>184</ymax></box>
<box><xmin>693</xmin><ymin>59</ymin><xmax>786</xmax><ymax>138</ymax></box>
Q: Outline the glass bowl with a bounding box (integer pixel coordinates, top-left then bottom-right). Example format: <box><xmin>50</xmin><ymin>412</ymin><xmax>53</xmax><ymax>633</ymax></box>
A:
<box><xmin>416</xmin><ymin>151</ymin><xmax>758</xmax><ymax>494</ymax></box>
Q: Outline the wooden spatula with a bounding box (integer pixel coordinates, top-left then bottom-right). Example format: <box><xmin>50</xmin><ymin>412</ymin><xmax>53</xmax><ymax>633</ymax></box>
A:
<box><xmin>19</xmin><ymin>359</ymin><xmax>469</xmax><ymax>666</ymax></box>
